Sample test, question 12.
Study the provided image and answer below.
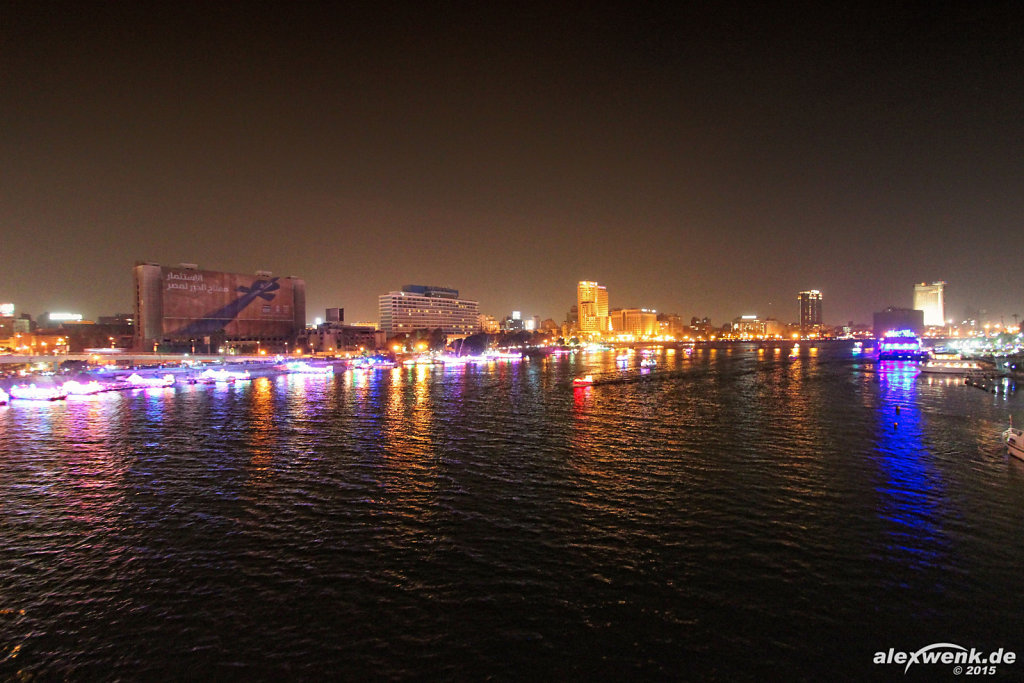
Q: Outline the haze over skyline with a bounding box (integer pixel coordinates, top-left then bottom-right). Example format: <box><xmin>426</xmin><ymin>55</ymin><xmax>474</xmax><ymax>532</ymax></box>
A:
<box><xmin>3</xmin><ymin>3</ymin><xmax>1023</xmax><ymax>326</ymax></box>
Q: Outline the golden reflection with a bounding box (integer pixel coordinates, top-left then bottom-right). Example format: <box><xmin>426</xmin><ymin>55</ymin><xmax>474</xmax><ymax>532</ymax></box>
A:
<box><xmin>246</xmin><ymin>377</ymin><xmax>276</xmax><ymax>488</ymax></box>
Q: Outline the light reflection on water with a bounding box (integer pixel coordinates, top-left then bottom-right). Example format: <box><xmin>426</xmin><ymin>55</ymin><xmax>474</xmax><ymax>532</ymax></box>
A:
<box><xmin>874</xmin><ymin>362</ymin><xmax>949</xmax><ymax>577</ymax></box>
<box><xmin>0</xmin><ymin>347</ymin><xmax>1023</xmax><ymax>679</ymax></box>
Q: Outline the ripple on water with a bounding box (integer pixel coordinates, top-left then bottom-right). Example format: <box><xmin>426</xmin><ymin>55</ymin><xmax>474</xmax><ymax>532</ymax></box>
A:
<box><xmin>1</xmin><ymin>349</ymin><xmax>1023</xmax><ymax>679</ymax></box>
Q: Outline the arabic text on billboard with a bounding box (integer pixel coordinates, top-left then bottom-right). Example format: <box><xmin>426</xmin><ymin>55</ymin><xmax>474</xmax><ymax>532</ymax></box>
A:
<box><xmin>161</xmin><ymin>268</ymin><xmax>295</xmax><ymax>337</ymax></box>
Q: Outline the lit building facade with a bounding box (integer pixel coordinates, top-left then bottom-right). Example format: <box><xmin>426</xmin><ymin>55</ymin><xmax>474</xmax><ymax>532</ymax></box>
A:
<box><xmin>133</xmin><ymin>262</ymin><xmax>306</xmax><ymax>352</ymax></box>
<box><xmin>610</xmin><ymin>308</ymin><xmax>658</xmax><ymax>337</ymax></box>
<box><xmin>732</xmin><ymin>315</ymin><xmax>764</xmax><ymax>337</ymax></box>
<box><xmin>577</xmin><ymin>281</ymin><xmax>610</xmax><ymax>335</ymax></box>
<box><xmin>300</xmin><ymin>323</ymin><xmax>385</xmax><ymax>354</ymax></box>
<box><xmin>913</xmin><ymin>281</ymin><xmax>946</xmax><ymax>327</ymax></box>
<box><xmin>798</xmin><ymin>290</ymin><xmax>823</xmax><ymax>332</ymax></box>
<box><xmin>378</xmin><ymin>285</ymin><xmax>479</xmax><ymax>337</ymax></box>
<box><xmin>478</xmin><ymin>315</ymin><xmax>500</xmax><ymax>334</ymax></box>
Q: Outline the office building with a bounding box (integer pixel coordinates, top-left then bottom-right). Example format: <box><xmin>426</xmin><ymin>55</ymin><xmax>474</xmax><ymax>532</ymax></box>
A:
<box><xmin>798</xmin><ymin>290</ymin><xmax>823</xmax><ymax>332</ymax></box>
<box><xmin>577</xmin><ymin>281</ymin><xmax>610</xmax><ymax>335</ymax></box>
<box><xmin>133</xmin><ymin>262</ymin><xmax>306</xmax><ymax>352</ymax></box>
<box><xmin>913</xmin><ymin>281</ymin><xmax>946</xmax><ymax>327</ymax></box>
<box><xmin>378</xmin><ymin>285</ymin><xmax>479</xmax><ymax>337</ymax></box>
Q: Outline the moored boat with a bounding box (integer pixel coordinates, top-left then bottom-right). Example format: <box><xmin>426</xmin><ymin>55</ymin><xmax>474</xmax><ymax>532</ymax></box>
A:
<box><xmin>62</xmin><ymin>380</ymin><xmax>107</xmax><ymax>395</ymax></box>
<box><xmin>1004</xmin><ymin>426</ymin><xmax>1024</xmax><ymax>461</ymax></box>
<box><xmin>285</xmin><ymin>361</ymin><xmax>333</xmax><ymax>375</ymax></box>
<box><xmin>573</xmin><ymin>375</ymin><xmax>594</xmax><ymax>387</ymax></box>
<box><xmin>877</xmin><ymin>330</ymin><xmax>928</xmax><ymax>361</ymax></box>
<box><xmin>919</xmin><ymin>355</ymin><xmax>989</xmax><ymax>376</ymax></box>
<box><xmin>196</xmin><ymin>368</ymin><xmax>250</xmax><ymax>384</ymax></box>
<box><xmin>9</xmin><ymin>384</ymin><xmax>68</xmax><ymax>401</ymax></box>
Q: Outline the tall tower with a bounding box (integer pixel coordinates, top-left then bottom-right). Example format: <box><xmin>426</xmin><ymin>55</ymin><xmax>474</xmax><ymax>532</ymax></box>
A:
<box><xmin>577</xmin><ymin>281</ymin><xmax>609</xmax><ymax>334</ymax></box>
<box><xmin>798</xmin><ymin>290</ymin><xmax>823</xmax><ymax>332</ymax></box>
<box><xmin>913</xmin><ymin>281</ymin><xmax>946</xmax><ymax>327</ymax></box>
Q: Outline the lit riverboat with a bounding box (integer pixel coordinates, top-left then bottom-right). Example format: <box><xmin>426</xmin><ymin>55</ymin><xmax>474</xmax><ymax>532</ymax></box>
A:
<box><xmin>196</xmin><ymin>369</ymin><xmax>251</xmax><ymax>384</ymax></box>
<box><xmin>919</xmin><ymin>355</ymin><xmax>989</xmax><ymax>376</ymax></box>
<box><xmin>9</xmin><ymin>384</ymin><xmax>68</xmax><ymax>401</ymax></box>
<box><xmin>877</xmin><ymin>330</ymin><xmax>928</xmax><ymax>361</ymax></box>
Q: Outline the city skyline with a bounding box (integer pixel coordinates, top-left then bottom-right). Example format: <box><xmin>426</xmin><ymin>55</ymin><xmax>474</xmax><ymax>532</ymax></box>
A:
<box><xmin>3</xmin><ymin>4</ymin><xmax>1023</xmax><ymax>324</ymax></box>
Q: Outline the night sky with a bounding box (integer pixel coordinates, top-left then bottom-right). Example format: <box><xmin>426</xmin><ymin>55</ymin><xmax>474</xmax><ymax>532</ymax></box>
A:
<box><xmin>3</xmin><ymin>2</ymin><xmax>1023</xmax><ymax>327</ymax></box>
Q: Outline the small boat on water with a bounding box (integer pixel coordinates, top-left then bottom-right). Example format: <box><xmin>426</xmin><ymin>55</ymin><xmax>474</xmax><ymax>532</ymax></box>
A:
<box><xmin>0</xmin><ymin>387</ymin><xmax>8</xmax><ymax>405</ymax></box>
<box><xmin>919</xmin><ymin>354</ymin><xmax>989</xmax><ymax>376</ymax></box>
<box><xmin>1004</xmin><ymin>425</ymin><xmax>1024</xmax><ymax>461</ymax></box>
<box><xmin>573</xmin><ymin>375</ymin><xmax>594</xmax><ymax>387</ymax></box>
<box><xmin>194</xmin><ymin>369</ymin><xmax>250</xmax><ymax>384</ymax></box>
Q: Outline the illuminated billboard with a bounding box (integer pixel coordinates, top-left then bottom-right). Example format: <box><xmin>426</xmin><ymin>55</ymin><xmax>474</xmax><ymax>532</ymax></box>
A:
<box><xmin>134</xmin><ymin>263</ymin><xmax>305</xmax><ymax>348</ymax></box>
<box><xmin>161</xmin><ymin>267</ymin><xmax>297</xmax><ymax>337</ymax></box>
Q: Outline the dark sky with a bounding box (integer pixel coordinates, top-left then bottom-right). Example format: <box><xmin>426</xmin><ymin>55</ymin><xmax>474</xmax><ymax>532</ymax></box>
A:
<box><xmin>3</xmin><ymin>2</ymin><xmax>1023</xmax><ymax>326</ymax></box>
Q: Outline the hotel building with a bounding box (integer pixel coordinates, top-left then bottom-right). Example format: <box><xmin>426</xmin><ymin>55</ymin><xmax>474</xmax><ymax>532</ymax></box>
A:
<box><xmin>913</xmin><ymin>281</ymin><xmax>946</xmax><ymax>327</ymax></box>
<box><xmin>378</xmin><ymin>285</ymin><xmax>479</xmax><ymax>337</ymax></box>
<box><xmin>610</xmin><ymin>308</ymin><xmax>658</xmax><ymax>337</ymax></box>
<box><xmin>577</xmin><ymin>281</ymin><xmax>610</xmax><ymax>335</ymax></box>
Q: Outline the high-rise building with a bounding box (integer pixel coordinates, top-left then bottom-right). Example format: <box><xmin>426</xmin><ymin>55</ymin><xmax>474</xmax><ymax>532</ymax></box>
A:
<box><xmin>913</xmin><ymin>281</ymin><xmax>946</xmax><ymax>327</ymax></box>
<box><xmin>577</xmin><ymin>281</ymin><xmax>609</xmax><ymax>334</ymax></box>
<box><xmin>798</xmin><ymin>290</ymin><xmax>823</xmax><ymax>332</ymax></box>
<box><xmin>378</xmin><ymin>285</ymin><xmax>479</xmax><ymax>337</ymax></box>
<box><xmin>133</xmin><ymin>262</ymin><xmax>306</xmax><ymax>352</ymax></box>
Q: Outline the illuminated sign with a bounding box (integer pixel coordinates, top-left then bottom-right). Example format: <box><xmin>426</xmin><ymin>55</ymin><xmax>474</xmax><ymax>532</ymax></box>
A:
<box><xmin>0</xmin><ymin>303</ymin><xmax>13</xmax><ymax>317</ymax></box>
<box><xmin>159</xmin><ymin>267</ymin><xmax>298</xmax><ymax>337</ymax></box>
<box><xmin>49</xmin><ymin>313</ymin><xmax>83</xmax><ymax>322</ymax></box>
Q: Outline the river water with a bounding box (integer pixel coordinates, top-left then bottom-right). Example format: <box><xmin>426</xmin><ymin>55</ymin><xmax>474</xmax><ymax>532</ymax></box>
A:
<box><xmin>1</xmin><ymin>345</ymin><xmax>1022</xmax><ymax>680</ymax></box>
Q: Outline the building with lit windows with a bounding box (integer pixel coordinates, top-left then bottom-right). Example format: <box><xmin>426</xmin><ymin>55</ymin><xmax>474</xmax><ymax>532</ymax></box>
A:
<box><xmin>913</xmin><ymin>281</ymin><xmax>946</xmax><ymax>327</ymax></box>
<box><xmin>478</xmin><ymin>314</ymin><xmax>500</xmax><ymax>334</ymax></box>
<box><xmin>577</xmin><ymin>281</ymin><xmax>609</xmax><ymax>335</ymax></box>
<box><xmin>798</xmin><ymin>290</ymin><xmax>823</xmax><ymax>332</ymax></box>
<box><xmin>378</xmin><ymin>285</ymin><xmax>479</xmax><ymax>337</ymax></box>
<box><xmin>730</xmin><ymin>315</ymin><xmax>784</xmax><ymax>338</ymax></box>
<box><xmin>610</xmin><ymin>308</ymin><xmax>658</xmax><ymax>337</ymax></box>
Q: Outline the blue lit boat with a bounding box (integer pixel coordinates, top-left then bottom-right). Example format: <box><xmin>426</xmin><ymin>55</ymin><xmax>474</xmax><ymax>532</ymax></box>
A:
<box><xmin>877</xmin><ymin>330</ymin><xmax>928</xmax><ymax>361</ymax></box>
